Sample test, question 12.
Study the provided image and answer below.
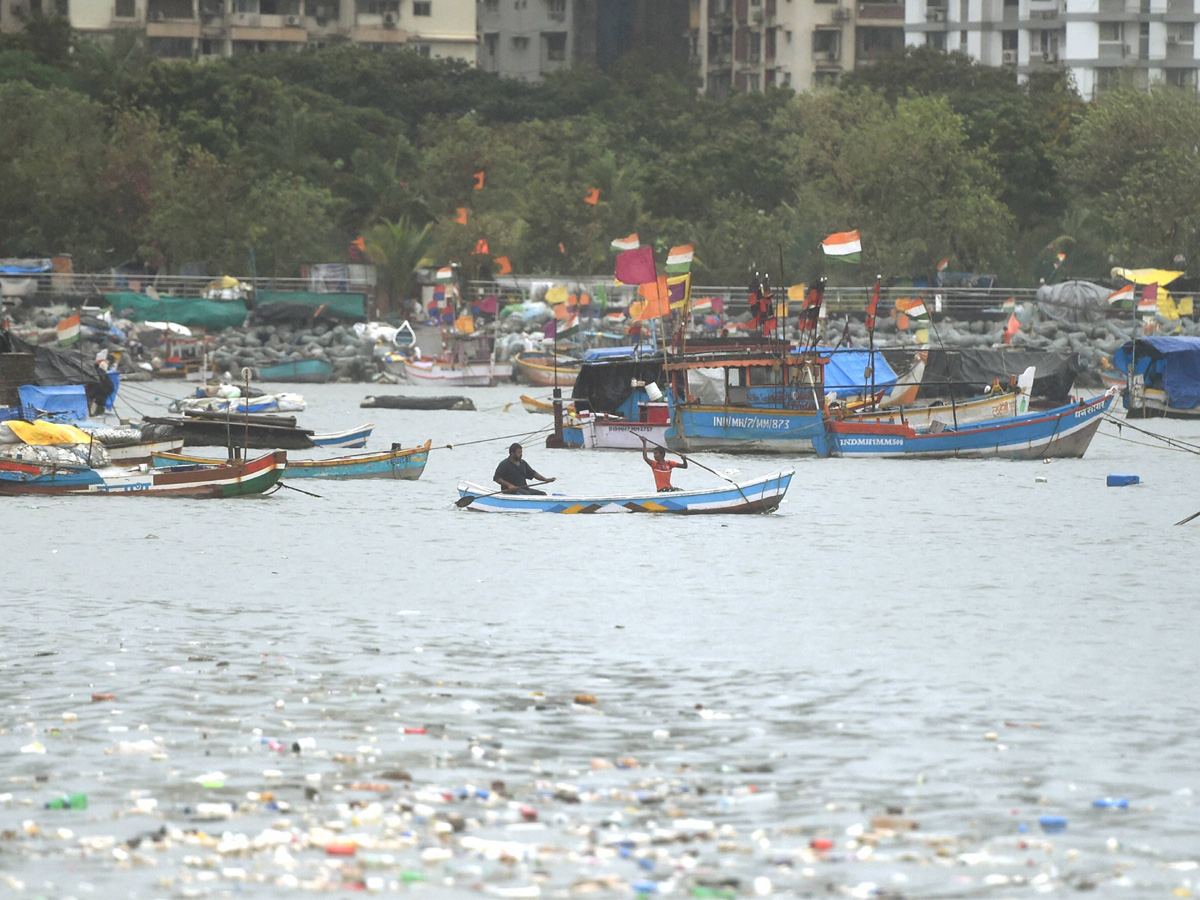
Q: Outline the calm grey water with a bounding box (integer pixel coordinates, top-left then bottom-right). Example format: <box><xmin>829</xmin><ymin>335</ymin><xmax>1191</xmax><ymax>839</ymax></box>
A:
<box><xmin>2</xmin><ymin>379</ymin><xmax>1199</xmax><ymax>899</ymax></box>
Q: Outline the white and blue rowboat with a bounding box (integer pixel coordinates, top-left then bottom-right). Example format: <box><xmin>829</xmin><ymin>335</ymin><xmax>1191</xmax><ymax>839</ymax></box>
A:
<box><xmin>456</xmin><ymin>469</ymin><xmax>794</xmax><ymax>514</ymax></box>
<box><xmin>154</xmin><ymin>440</ymin><xmax>429</xmax><ymax>480</ymax></box>
<box><xmin>813</xmin><ymin>390</ymin><xmax>1115</xmax><ymax>459</ymax></box>
<box><xmin>311</xmin><ymin>423</ymin><xmax>374</xmax><ymax>448</ymax></box>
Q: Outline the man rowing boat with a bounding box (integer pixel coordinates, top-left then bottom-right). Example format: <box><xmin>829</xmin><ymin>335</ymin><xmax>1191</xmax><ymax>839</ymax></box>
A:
<box><xmin>639</xmin><ymin>436</ymin><xmax>687</xmax><ymax>492</ymax></box>
<box><xmin>494</xmin><ymin>443</ymin><xmax>555</xmax><ymax>495</ymax></box>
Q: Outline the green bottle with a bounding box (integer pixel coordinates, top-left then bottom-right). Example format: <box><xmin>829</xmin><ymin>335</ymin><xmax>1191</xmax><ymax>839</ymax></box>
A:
<box><xmin>45</xmin><ymin>793</ymin><xmax>88</xmax><ymax>810</ymax></box>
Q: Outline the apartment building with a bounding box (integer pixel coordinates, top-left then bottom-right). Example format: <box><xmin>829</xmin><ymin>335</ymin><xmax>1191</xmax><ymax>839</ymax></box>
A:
<box><xmin>477</xmin><ymin>0</ymin><xmax>690</xmax><ymax>81</ymax></box>
<box><xmin>692</xmin><ymin>0</ymin><xmax>905</xmax><ymax>94</ymax></box>
<box><xmin>0</xmin><ymin>0</ymin><xmax>476</xmax><ymax>61</ymax></box>
<box><xmin>905</xmin><ymin>0</ymin><xmax>1200</xmax><ymax>98</ymax></box>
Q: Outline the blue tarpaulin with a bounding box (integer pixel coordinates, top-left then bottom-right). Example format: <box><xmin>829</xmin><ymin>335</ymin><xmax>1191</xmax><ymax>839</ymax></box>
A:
<box><xmin>1114</xmin><ymin>336</ymin><xmax>1200</xmax><ymax>409</ymax></box>
<box><xmin>18</xmin><ymin>384</ymin><xmax>89</xmax><ymax>420</ymax></box>
<box><xmin>814</xmin><ymin>347</ymin><xmax>899</xmax><ymax>398</ymax></box>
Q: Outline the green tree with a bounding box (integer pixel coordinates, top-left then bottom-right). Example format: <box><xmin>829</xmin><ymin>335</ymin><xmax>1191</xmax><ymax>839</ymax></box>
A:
<box><xmin>244</xmin><ymin>173</ymin><xmax>340</xmax><ymax>278</ymax></box>
<box><xmin>1065</xmin><ymin>85</ymin><xmax>1200</xmax><ymax>267</ymax></box>
<box><xmin>142</xmin><ymin>149</ymin><xmax>245</xmax><ymax>272</ymax></box>
<box><xmin>363</xmin><ymin>217</ymin><xmax>435</xmax><ymax>315</ymax></box>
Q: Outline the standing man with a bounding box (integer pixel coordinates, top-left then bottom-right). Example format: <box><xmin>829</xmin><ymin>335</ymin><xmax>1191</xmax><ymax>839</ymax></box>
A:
<box><xmin>640</xmin><ymin>437</ymin><xmax>688</xmax><ymax>492</ymax></box>
<box><xmin>494</xmin><ymin>443</ymin><xmax>555</xmax><ymax>495</ymax></box>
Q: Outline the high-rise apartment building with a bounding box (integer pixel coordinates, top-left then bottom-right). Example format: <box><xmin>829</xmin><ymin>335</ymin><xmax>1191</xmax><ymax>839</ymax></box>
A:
<box><xmin>692</xmin><ymin>0</ymin><xmax>905</xmax><ymax>94</ymax></box>
<box><xmin>905</xmin><ymin>0</ymin><xmax>1200</xmax><ymax>99</ymax></box>
<box><xmin>0</xmin><ymin>0</ymin><xmax>476</xmax><ymax>61</ymax></box>
<box><xmin>476</xmin><ymin>0</ymin><xmax>690</xmax><ymax>81</ymax></box>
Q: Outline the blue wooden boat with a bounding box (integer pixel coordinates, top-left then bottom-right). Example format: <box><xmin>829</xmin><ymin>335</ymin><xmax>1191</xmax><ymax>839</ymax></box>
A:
<box><xmin>154</xmin><ymin>440</ymin><xmax>429</xmax><ymax>480</ymax></box>
<box><xmin>811</xmin><ymin>390</ymin><xmax>1115</xmax><ymax>459</ymax></box>
<box><xmin>258</xmin><ymin>359</ymin><xmax>335</xmax><ymax>384</ymax></box>
<box><xmin>1114</xmin><ymin>336</ymin><xmax>1200</xmax><ymax>419</ymax></box>
<box><xmin>455</xmin><ymin>468</ymin><xmax>794</xmax><ymax>514</ymax></box>
<box><xmin>311</xmin><ymin>423</ymin><xmax>374</xmax><ymax>448</ymax></box>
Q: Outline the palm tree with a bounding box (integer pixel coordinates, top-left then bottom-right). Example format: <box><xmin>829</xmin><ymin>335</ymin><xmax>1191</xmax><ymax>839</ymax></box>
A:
<box><xmin>363</xmin><ymin>217</ymin><xmax>434</xmax><ymax>318</ymax></box>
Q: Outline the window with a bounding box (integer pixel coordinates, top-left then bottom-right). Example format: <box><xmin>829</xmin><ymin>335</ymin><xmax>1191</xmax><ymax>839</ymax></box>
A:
<box><xmin>512</xmin><ymin>35</ymin><xmax>529</xmax><ymax>50</ymax></box>
<box><xmin>115</xmin><ymin>0</ymin><xmax>136</xmax><ymax>16</ymax></box>
<box><xmin>1165</xmin><ymin>67</ymin><xmax>1198</xmax><ymax>87</ymax></box>
<box><xmin>813</xmin><ymin>70</ymin><xmax>839</xmax><ymax>86</ymax></box>
<box><xmin>483</xmin><ymin>0</ymin><xmax>497</xmax><ymax>8</ymax></box>
<box><xmin>748</xmin><ymin>72</ymin><xmax>760</xmax><ymax>90</ymax></box>
<box><xmin>958</xmin><ymin>0</ymin><xmax>967</xmax><ymax>20</ymax></box>
<box><xmin>544</xmin><ymin>31</ymin><xmax>566</xmax><ymax>61</ymax></box>
<box><xmin>412</xmin><ymin>0</ymin><xmax>430</xmax><ymax>14</ymax></box>
<box><xmin>54</xmin><ymin>0</ymin><xmax>68</xmax><ymax>14</ymax></box>
<box><xmin>1002</xmin><ymin>29</ymin><xmax>1017</xmax><ymax>50</ymax></box>
<box><xmin>812</xmin><ymin>28</ymin><xmax>839</xmax><ymax>54</ymax></box>
<box><xmin>1167</xmin><ymin>23</ymin><xmax>1194</xmax><ymax>43</ymax></box>
<box><xmin>1098</xmin><ymin>21</ymin><xmax>1122</xmax><ymax>42</ymax></box>
<box><xmin>483</xmin><ymin>32</ymin><xmax>498</xmax><ymax>55</ymax></box>
<box><xmin>926</xmin><ymin>30</ymin><xmax>946</xmax><ymax>50</ymax></box>
<box><xmin>547</xmin><ymin>0</ymin><xmax>565</xmax><ymax>13</ymax></box>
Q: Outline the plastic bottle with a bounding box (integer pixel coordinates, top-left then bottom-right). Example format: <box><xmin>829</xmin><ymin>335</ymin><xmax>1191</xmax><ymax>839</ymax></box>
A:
<box><xmin>45</xmin><ymin>793</ymin><xmax>88</xmax><ymax>810</ymax></box>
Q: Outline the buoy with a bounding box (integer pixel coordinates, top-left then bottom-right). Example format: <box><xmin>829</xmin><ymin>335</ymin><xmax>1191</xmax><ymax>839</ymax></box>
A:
<box><xmin>1106</xmin><ymin>474</ymin><xmax>1140</xmax><ymax>487</ymax></box>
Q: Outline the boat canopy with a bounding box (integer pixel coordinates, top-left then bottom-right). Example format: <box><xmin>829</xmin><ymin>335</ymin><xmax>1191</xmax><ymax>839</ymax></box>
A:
<box><xmin>1114</xmin><ymin>336</ymin><xmax>1200</xmax><ymax>409</ymax></box>
<box><xmin>1111</xmin><ymin>267</ymin><xmax>1184</xmax><ymax>286</ymax></box>
<box><xmin>814</xmin><ymin>347</ymin><xmax>898</xmax><ymax>398</ymax></box>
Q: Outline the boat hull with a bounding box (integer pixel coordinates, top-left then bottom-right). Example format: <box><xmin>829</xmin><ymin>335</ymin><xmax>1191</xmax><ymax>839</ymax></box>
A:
<box><xmin>840</xmin><ymin>388</ymin><xmax>1021</xmax><ymax>429</ymax></box>
<box><xmin>258</xmin><ymin>360</ymin><xmax>334</xmax><ymax>384</ymax></box>
<box><xmin>403</xmin><ymin>359</ymin><xmax>512</xmax><ymax>387</ymax></box>
<box><xmin>456</xmin><ymin>469</ymin><xmax>794</xmax><ymax>514</ymax></box>
<box><xmin>105</xmin><ymin>438</ymin><xmax>186</xmax><ymax>466</ymax></box>
<box><xmin>667</xmin><ymin>405</ymin><xmax>825</xmax><ymax>454</ymax></box>
<box><xmin>562</xmin><ymin>416</ymin><xmax>671</xmax><ymax>450</ymax></box>
<box><xmin>815</xmin><ymin>392</ymin><xmax>1114</xmax><ymax>459</ymax></box>
<box><xmin>311</xmin><ymin>424</ymin><xmax>375</xmax><ymax>448</ymax></box>
<box><xmin>513</xmin><ymin>352</ymin><xmax>580</xmax><ymax>388</ymax></box>
<box><xmin>361</xmin><ymin>395</ymin><xmax>476</xmax><ymax>410</ymax></box>
<box><xmin>0</xmin><ymin>450</ymin><xmax>286</xmax><ymax>496</ymax></box>
<box><xmin>154</xmin><ymin>441</ymin><xmax>429</xmax><ymax>481</ymax></box>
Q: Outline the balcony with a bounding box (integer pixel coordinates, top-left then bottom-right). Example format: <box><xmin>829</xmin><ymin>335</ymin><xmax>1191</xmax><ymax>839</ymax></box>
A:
<box><xmin>857</xmin><ymin>2</ymin><xmax>903</xmax><ymax>19</ymax></box>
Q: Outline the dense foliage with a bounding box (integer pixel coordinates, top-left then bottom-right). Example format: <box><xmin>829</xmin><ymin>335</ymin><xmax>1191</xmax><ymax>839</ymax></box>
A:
<box><xmin>2</xmin><ymin>23</ymin><xmax>1197</xmax><ymax>295</ymax></box>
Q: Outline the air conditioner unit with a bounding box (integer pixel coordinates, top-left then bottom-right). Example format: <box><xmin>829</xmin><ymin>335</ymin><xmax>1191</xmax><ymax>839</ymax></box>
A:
<box><xmin>285</xmin><ymin>14</ymin><xmax>301</xmax><ymax>25</ymax></box>
<box><xmin>926</xmin><ymin>9</ymin><xmax>945</xmax><ymax>21</ymax></box>
<box><xmin>383</xmin><ymin>11</ymin><xmax>397</xmax><ymax>26</ymax></box>
<box><xmin>148</xmin><ymin>10</ymin><xmax>164</xmax><ymax>21</ymax></box>
<box><xmin>832</xmin><ymin>6</ymin><xmax>850</xmax><ymax>22</ymax></box>
<box><xmin>1002</xmin><ymin>49</ymin><xmax>1017</xmax><ymax>63</ymax></box>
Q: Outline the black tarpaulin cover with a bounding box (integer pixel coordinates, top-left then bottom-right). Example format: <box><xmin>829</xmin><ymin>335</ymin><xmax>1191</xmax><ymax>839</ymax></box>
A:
<box><xmin>1</xmin><ymin>332</ymin><xmax>114</xmax><ymax>412</ymax></box>
<box><xmin>903</xmin><ymin>348</ymin><xmax>1082</xmax><ymax>404</ymax></box>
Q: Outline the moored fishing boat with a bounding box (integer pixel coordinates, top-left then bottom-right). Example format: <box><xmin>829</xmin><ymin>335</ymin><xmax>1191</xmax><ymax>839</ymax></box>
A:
<box><xmin>0</xmin><ymin>450</ymin><xmax>286</xmax><ymax>496</ymax></box>
<box><xmin>169</xmin><ymin>392</ymin><xmax>307</xmax><ymax>415</ymax></box>
<box><xmin>361</xmin><ymin>394</ymin><xmax>476</xmax><ymax>410</ymax></box>
<box><xmin>1114</xmin><ymin>336</ymin><xmax>1200</xmax><ymax>418</ymax></box>
<box><xmin>520</xmin><ymin>394</ymin><xmax>576</xmax><ymax>415</ymax></box>
<box><xmin>258</xmin><ymin>359</ymin><xmax>334</xmax><ymax>384</ymax></box>
<box><xmin>813</xmin><ymin>390</ymin><xmax>1115</xmax><ymax>459</ymax></box>
<box><xmin>312</xmin><ymin>423</ymin><xmax>374</xmax><ymax>448</ymax></box>
<box><xmin>456</xmin><ymin>468</ymin><xmax>793</xmax><ymax>514</ymax></box>
<box><xmin>512</xmin><ymin>350</ymin><xmax>581</xmax><ymax>387</ymax></box>
<box><xmin>154</xmin><ymin>440</ymin><xmax>430</xmax><ymax>480</ymax></box>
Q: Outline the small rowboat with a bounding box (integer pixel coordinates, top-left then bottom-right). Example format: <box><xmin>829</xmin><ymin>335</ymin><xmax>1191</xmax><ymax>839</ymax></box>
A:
<box><xmin>0</xmin><ymin>450</ymin><xmax>286</xmax><ymax>497</ymax></box>
<box><xmin>520</xmin><ymin>394</ymin><xmax>574</xmax><ymax>415</ymax></box>
<box><xmin>456</xmin><ymin>469</ymin><xmax>794</xmax><ymax>514</ymax></box>
<box><xmin>312</xmin><ymin>423</ymin><xmax>374</xmax><ymax>448</ymax></box>
<box><xmin>154</xmin><ymin>440</ymin><xmax>431</xmax><ymax>481</ymax></box>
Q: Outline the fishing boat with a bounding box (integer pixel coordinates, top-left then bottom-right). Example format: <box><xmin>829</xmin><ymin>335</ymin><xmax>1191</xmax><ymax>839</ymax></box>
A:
<box><xmin>1114</xmin><ymin>336</ymin><xmax>1200</xmax><ymax>418</ymax></box>
<box><xmin>812</xmin><ymin>390</ymin><xmax>1115</xmax><ymax>459</ymax></box>
<box><xmin>835</xmin><ymin>370</ymin><xmax>1032</xmax><ymax>430</ymax></box>
<box><xmin>361</xmin><ymin>394</ymin><xmax>476</xmax><ymax>411</ymax></box>
<box><xmin>258</xmin><ymin>359</ymin><xmax>335</xmax><ymax>384</ymax></box>
<box><xmin>512</xmin><ymin>351</ymin><xmax>581</xmax><ymax>387</ymax></box>
<box><xmin>0</xmin><ymin>450</ymin><xmax>286</xmax><ymax>497</ymax></box>
<box><xmin>520</xmin><ymin>394</ymin><xmax>572</xmax><ymax>415</ymax></box>
<box><xmin>169</xmin><ymin>392</ymin><xmax>306</xmax><ymax>415</ymax></box>
<box><xmin>103</xmin><ymin>437</ymin><xmax>185</xmax><ymax>465</ymax></box>
<box><xmin>312</xmin><ymin>423</ymin><xmax>374</xmax><ymax>448</ymax></box>
<box><xmin>562</xmin><ymin>396</ymin><xmax>672</xmax><ymax>450</ymax></box>
<box><xmin>401</xmin><ymin>333</ymin><xmax>512</xmax><ymax>387</ymax></box>
<box><xmin>154</xmin><ymin>440</ymin><xmax>430</xmax><ymax>480</ymax></box>
<box><xmin>456</xmin><ymin>468</ymin><xmax>794</xmax><ymax>514</ymax></box>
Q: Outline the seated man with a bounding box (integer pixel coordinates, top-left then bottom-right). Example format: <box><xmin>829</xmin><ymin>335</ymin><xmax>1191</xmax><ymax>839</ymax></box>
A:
<box><xmin>494</xmin><ymin>442</ymin><xmax>555</xmax><ymax>495</ymax></box>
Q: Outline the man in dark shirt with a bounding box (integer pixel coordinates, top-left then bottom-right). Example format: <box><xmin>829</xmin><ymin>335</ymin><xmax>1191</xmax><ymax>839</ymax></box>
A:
<box><xmin>493</xmin><ymin>443</ymin><xmax>555</xmax><ymax>494</ymax></box>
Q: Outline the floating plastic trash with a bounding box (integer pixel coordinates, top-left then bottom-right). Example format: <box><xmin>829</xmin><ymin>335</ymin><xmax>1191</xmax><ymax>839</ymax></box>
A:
<box><xmin>1038</xmin><ymin>815</ymin><xmax>1067</xmax><ymax>833</ymax></box>
<box><xmin>1092</xmin><ymin>797</ymin><xmax>1129</xmax><ymax>808</ymax></box>
<box><xmin>1107</xmin><ymin>474</ymin><xmax>1140</xmax><ymax>487</ymax></box>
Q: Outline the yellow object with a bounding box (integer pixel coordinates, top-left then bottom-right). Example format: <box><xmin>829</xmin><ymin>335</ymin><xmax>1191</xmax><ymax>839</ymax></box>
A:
<box><xmin>915</xmin><ymin>328</ymin><xmax>929</xmax><ymax>344</ymax></box>
<box><xmin>787</xmin><ymin>284</ymin><xmax>807</xmax><ymax>301</ymax></box>
<box><xmin>206</xmin><ymin>275</ymin><xmax>242</xmax><ymax>290</ymax></box>
<box><xmin>1111</xmin><ymin>267</ymin><xmax>1184</xmax><ymax>286</ymax></box>
<box><xmin>1177</xmin><ymin>295</ymin><xmax>1194</xmax><ymax>317</ymax></box>
<box><xmin>7</xmin><ymin>419</ymin><xmax>95</xmax><ymax>445</ymax></box>
<box><xmin>454</xmin><ymin>314</ymin><xmax>475</xmax><ymax>334</ymax></box>
<box><xmin>545</xmin><ymin>285</ymin><xmax>569</xmax><ymax>304</ymax></box>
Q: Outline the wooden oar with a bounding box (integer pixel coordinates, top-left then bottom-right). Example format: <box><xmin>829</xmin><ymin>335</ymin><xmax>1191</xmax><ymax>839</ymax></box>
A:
<box><xmin>1175</xmin><ymin>508</ymin><xmax>1200</xmax><ymax>526</ymax></box>
<box><xmin>456</xmin><ymin>479</ymin><xmax>553</xmax><ymax>508</ymax></box>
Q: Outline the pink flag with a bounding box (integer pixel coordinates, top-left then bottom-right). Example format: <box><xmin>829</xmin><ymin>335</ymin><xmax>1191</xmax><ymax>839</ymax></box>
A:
<box><xmin>614</xmin><ymin>246</ymin><xmax>657</xmax><ymax>285</ymax></box>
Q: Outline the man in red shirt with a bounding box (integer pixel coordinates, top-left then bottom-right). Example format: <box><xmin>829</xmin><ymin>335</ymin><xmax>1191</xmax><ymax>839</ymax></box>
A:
<box><xmin>640</xmin><ymin>437</ymin><xmax>688</xmax><ymax>492</ymax></box>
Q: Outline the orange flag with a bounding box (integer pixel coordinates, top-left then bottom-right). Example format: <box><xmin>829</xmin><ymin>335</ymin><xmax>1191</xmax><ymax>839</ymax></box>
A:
<box><xmin>636</xmin><ymin>277</ymin><xmax>671</xmax><ymax>321</ymax></box>
<box><xmin>584</xmin><ymin>188</ymin><xmax>600</xmax><ymax>205</ymax></box>
<box><xmin>1003</xmin><ymin>312</ymin><xmax>1021</xmax><ymax>344</ymax></box>
<box><xmin>350</xmin><ymin>236</ymin><xmax>365</xmax><ymax>252</ymax></box>
<box><xmin>454</xmin><ymin>207</ymin><xmax>468</xmax><ymax>225</ymax></box>
<box><xmin>493</xmin><ymin>256</ymin><xmax>512</xmax><ymax>275</ymax></box>
<box><xmin>473</xmin><ymin>171</ymin><xmax>485</xmax><ymax>190</ymax></box>
<box><xmin>558</xmin><ymin>242</ymin><xmax>566</xmax><ymax>254</ymax></box>
<box><xmin>473</xmin><ymin>239</ymin><xmax>489</xmax><ymax>255</ymax></box>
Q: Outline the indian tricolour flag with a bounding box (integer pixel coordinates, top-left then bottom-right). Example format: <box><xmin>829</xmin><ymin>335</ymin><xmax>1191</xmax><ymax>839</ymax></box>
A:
<box><xmin>664</xmin><ymin>243</ymin><xmax>694</xmax><ymax>275</ymax></box>
<box><xmin>906</xmin><ymin>301</ymin><xmax>930</xmax><ymax>320</ymax></box>
<box><xmin>611</xmin><ymin>233</ymin><xmax>640</xmax><ymax>252</ymax></box>
<box><xmin>1137</xmin><ymin>284</ymin><xmax>1159</xmax><ymax>314</ymax></box>
<box><xmin>821</xmin><ymin>230</ymin><xmax>862</xmax><ymax>264</ymax></box>
<box><xmin>57</xmin><ymin>312</ymin><xmax>81</xmax><ymax>346</ymax></box>
<box><xmin>434</xmin><ymin>266</ymin><xmax>454</xmax><ymax>282</ymax></box>
<box><xmin>1106</xmin><ymin>284</ymin><xmax>1134</xmax><ymax>305</ymax></box>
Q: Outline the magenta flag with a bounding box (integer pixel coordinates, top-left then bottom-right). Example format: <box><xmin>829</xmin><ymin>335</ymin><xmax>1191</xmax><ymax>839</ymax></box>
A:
<box><xmin>614</xmin><ymin>246</ymin><xmax>657</xmax><ymax>285</ymax></box>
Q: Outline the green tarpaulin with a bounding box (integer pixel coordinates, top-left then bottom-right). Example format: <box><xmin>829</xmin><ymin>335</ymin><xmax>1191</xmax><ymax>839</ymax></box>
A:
<box><xmin>105</xmin><ymin>293</ymin><xmax>248</xmax><ymax>330</ymax></box>
<box><xmin>255</xmin><ymin>292</ymin><xmax>366</xmax><ymax>321</ymax></box>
